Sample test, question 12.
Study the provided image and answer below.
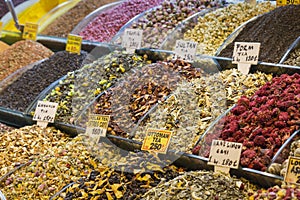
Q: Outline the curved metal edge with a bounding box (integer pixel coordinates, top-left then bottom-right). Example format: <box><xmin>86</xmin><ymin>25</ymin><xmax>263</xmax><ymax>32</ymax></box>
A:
<box><xmin>0</xmin><ymin>161</ymin><xmax>32</xmax><ymax>184</ymax></box>
<box><xmin>110</xmin><ymin>4</ymin><xmax>162</xmax><ymax>44</ymax></box>
<box><xmin>49</xmin><ymin>182</ymin><xmax>75</xmax><ymax>200</ymax></box>
<box><xmin>0</xmin><ymin>107</ymin><xmax>33</xmax><ymax>128</ymax></box>
<box><xmin>25</xmin><ymin>74</ymin><xmax>68</xmax><ymax>115</ymax></box>
<box><xmin>271</xmin><ymin>130</ymin><xmax>300</xmax><ymax>164</ymax></box>
<box><xmin>0</xmin><ymin>58</ymin><xmax>47</xmax><ymax>94</ymax></box>
<box><xmin>71</xmin><ymin>1</ymin><xmax>124</xmax><ymax>35</ymax></box>
<box><xmin>279</xmin><ymin>36</ymin><xmax>300</xmax><ymax>64</ymax></box>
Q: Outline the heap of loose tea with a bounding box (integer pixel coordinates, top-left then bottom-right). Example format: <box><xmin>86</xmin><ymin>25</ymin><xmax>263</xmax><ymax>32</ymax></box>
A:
<box><xmin>45</xmin><ymin>50</ymin><xmax>151</xmax><ymax>123</ymax></box>
<box><xmin>0</xmin><ymin>40</ymin><xmax>53</xmax><ymax>82</ymax></box>
<box><xmin>0</xmin><ymin>51</ymin><xmax>88</xmax><ymax>112</ymax></box>
<box><xmin>142</xmin><ymin>170</ymin><xmax>258</xmax><ymax>199</ymax></box>
<box><xmin>219</xmin><ymin>5</ymin><xmax>300</xmax><ymax>63</ymax></box>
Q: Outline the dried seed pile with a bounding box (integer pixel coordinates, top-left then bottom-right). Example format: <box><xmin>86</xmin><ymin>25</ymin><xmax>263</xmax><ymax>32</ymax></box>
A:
<box><xmin>45</xmin><ymin>50</ymin><xmax>151</xmax><ymax>123</ymax></box>
<box><xmin>197</xmin><ymin>73</ymin><xmax>300</xmax><ymax>171</ymax></box>
<box><xmin>142</xmin><ymin>170</ymin><xmax>258</xmax><ymax>199</ymax></box>
<box><xmin>0</xmin><ymin>0</ymin><xmax>25</xmax><ymax>18</ymax></box>
<box><xmin>127</xmin><ymin>0</ymin><xmax>220</xmax><ymax>48</ymax></box>
<box><xmin>61</xmin><ymin>151</ymin><xmax>182</xmax><ymax>200</ymax></box>
<box><xmin>0</xmin><ymin>125</ymin><xmax>69</xmax><ymax>177</ymax></box>
<box><xmin>183</xmin><ymin>2</ymin><xmax>274</xmax><ymax>55</ymax></box>
<box><xmin>0</xmin><ymin>41</ymin><xmax>10</xmax><ymax>53</ymax></box>
<box><xmin>0</xmin><ymin>135</ymin><xmax>107</xmax><ymax>199</ymax></box>
<box><xmin>250</xmin><ymin>184</ymin><xmax>300</xmax><ymax>200</ymax></box>
<box><xmin>0</xmin><ymin>51</ymin><xmax>88</xmax><ymax>112</ymax></box>
<box><xmin>41</xmin><ymin>0</ymin><xmax>118</xmax><ymax>37</ymax></box>
<box><xmin>268</xmin><ymin>138</ymin><xmax>300</xmax><ymax>176</ymax></box>
<box><xmin>80</xmin><ymin>0</ymin><xmax>163</xmax><ymax>42</ymax></box>
<box><xmin>219</xmin><ymin>5</ymin><xmax>300</xmax><ymax>63</ymax></box>
<box><xmin>284</xmin><ymin>48</ymin><xmax>300</xmax><ymax>66</ymax></box>
<box><xmin>0</xmin><ymin>40</ymin><xmax>53</xmax><ymax>82</ymax></box>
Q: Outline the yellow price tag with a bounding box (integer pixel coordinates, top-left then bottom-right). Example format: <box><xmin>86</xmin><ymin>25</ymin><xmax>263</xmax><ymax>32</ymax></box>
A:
<box><xmin>284</xmin><ymin>156</ymin><xmax>300</xmax><ymax>185</ymax></box>
<box><xmin>66</xmin><ymin>34</ymin><xmax>82</xmax><ymax>55</ymax></box>
<box><xmin>22</xmin><ymin>22</ymin><xmax>38</xmax><ymax>41</ymax></box>
<box><xmin>141</xmin><ymin>128</ymin><xmax>172</xmax><ymax>154</ymax></box>
<box><xmin>277</xmin><ymin>0</ymin><xmax>299</xmax><ymax>6</ymax></box>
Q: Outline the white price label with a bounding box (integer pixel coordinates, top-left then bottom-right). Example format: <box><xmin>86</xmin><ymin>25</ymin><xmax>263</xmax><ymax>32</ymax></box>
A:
<box><xmin>85</xmin><ymin>115</ymin><xmax>110</xmax><ymax>143</ymax></box>
<box><xmin>122</xmin><ymin>29</ymin><xmax>143</xmax><ymax>53</ymax></box>
<box><xmin>232</xmin><ymin>42</ymin><xmax>260</xmax><ymax>64</ymax></box>
<box><xmin>174</xmin><ymin>40</ymin><xmax>197</xmax><ymax>62</ymax></box>
<box><xmin>33</xmin><ymin>101</ymin><xmax>58</xmax><ymax>127</ymax></box>
<box><xmin>208</xmin><ymin>140</ymin><xmax>242</xmax><ymax>170</ymax></box>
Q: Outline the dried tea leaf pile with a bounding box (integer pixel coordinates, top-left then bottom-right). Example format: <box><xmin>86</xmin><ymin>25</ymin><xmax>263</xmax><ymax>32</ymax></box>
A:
<box><xmin>0</xmin><ymin>51</ymin><xmax>88</xmax><ymax>112</ymax></box>
<box><xmin>142</xmin><ymin>170</ymin><xmax>258</xmax><ymax>200</ymax></box>
<box><xmin>45</xmin><ymin>50</ymin><xmax>151</xmax><ymax>123</ymax></box>
<box><xmin>0</xmin><ymin>125</ymin><xmax>69</xmax><ymax>177</ymax></box>
<box><xmin>250</xmin><ymin>184</ymin><xmax>300</xmax><ymax>200</ymax></box>
<box><xmin>219</xmin><ymin>5</ymin><xmax>300</xmax><ymax>63</ymax></box>
<box><xmin>197</xmin><ymin>73</ymin><xmax>300</xmax><ymax>171</ymax></box>
<box><xmin>183</xmin><ymin>2</ymin><xmax>275</xmax><ymax>55</ymax></box>
<box><xmin>284</xmin><ymin>48</ymin><xmax>300</xmax><ymax>67</ymax></box>
<box><xmin>0</xmin><ymin>40</ymin><xmax>53</xmax><ymax>82</ymax></box>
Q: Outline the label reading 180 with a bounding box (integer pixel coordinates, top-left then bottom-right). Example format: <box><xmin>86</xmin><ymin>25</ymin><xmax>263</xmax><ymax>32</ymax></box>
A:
<box><xmin>141</xmin><ymin>128</ymin><xmax>172</xmax><ymax>154</ymax></box>
<box><xmin>22</xmin><ymin>22</ymin><xmax>38</xmax><ymax>41</ymax></box>
<box><xmin>85</xmin><ymin>114</ymin><xmax>110</xmax><ymax>143</ymax></box>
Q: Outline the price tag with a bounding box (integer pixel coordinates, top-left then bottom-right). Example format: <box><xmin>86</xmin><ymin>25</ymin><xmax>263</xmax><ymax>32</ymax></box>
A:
<box><xmin>33</xmin><ymin>101</ymin><xmax>58</xmax><ymax>128</ymax></box>
<box><xmin>208</xmin><ymin>140</ymin><xmax>243</xmax><ymax>174</ymax></box>
<box><xmin>141</xmin><ymin>128</ymin><xmax>172</xmax><ymax>154</ymax></box>
<box><xmin>121</xmin><ymin>28</ymin><xmax>143</xmax><ymax>53</ymax></box>
<box><xmin>232</xmin><ymin>42</ymin><xmax>260</xmax><ymax>75</ymax></box>
<box><xmin>22</xmin><ymin>22</ymin><xmax>38</xmax><ymax>41</ymax></box>
<box><xmin>277</xmin><ymin>0</ymin><xmax>299</xmax><ymax>6</ymax></box>
<box><xmin>85</xmin><ymin>114</ymin><xmax>110</xmax><ymax>143</ymax></box>
<box><xmin>284</xmin><ymin>156</ymin><xmax>300</xmax><ymax>185</ymax></box>
<box><xmin>0</xmin><ymin>21</ymin><xmax>2</xmax><ymax>38</ymax></box>
<box><xmin>65</xmin><ymin>34</ymin><xmax>82</xmax><ymax>55</ymax></box>
<box><xmin>174</xmin><ymin>40</ymin><xmax>197</xmax><ymax>62</ymax></box>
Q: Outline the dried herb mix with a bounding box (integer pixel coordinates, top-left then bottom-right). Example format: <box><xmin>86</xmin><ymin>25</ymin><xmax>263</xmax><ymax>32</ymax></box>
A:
<box><xmin>219</xmin><ymin>5</ymin><xmax>300</xmax><ymax>63</ymax></box>
<box><xmin>0</xmin><ymin>51</ymin><xmax>88</xmax><ymax>112</ymax></box>
<box><xmin>45</xmin><ymin>50</ymin><xmax>151</xmax><ymax>123</ymax></box>
<box><xmin>41</xmin><ymin>0</ymin><xmax>118</xmax><ymax>37</ymax></box>
<box><xmin>0</xmin><ymin>40</ymin><xmax>53</xmax><ymax>82</ymax></box>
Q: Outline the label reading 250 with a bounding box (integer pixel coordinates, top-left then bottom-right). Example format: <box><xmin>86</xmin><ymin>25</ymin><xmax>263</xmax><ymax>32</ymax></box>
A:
<box><xmin>141</xmin><ymin>129</ymin><xmax>172</xmax><ymax>154</ymax></box>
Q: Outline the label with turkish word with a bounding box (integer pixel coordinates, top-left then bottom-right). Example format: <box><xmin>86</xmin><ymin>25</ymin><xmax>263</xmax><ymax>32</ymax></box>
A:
<box><xmin>85</xmin><ymin>114</ymin><xmax>110</xmax><ymax>142</ymax></box>
<box><xmin>66</xmin><ymin>34</ymin><xmax>82</xmax><ymax>55</ymax></box>
<box><xmin>208</xmin><ymin>140</ymin><xmax>243</xmax><ymax>169</ymax></box>
<box><xmin>174</xmin><ymin>40</ymin><xmax>197</xmax><ymax>62</ymax></box>
<box><xmin>22</xmin><ymin>22</ymin><xmax>38</xmax><ymax>41</ymax></box>
<box><xmin>33</xmin><ymin>101</ymin><xmax>58</xmax><ymax>128</ymax></box>
<box><xmin>232</xmin><ymin>42</ymin><xmax>260</xmax><ymax>64</ymax></box>
<box><xmin>141</xmin><ymin>128</ymin><xmax>172</xmax><ymax>154</ymax></box>
<box><xmin>122</xmin><ymin>28</ymin><xmax>143</xmax><ymax>53</ymax></box>
<box><xmin>277</xmin><ymin>0</ymin><xmax>299</xmax><ymax>6</ymax></box>
<box><xmin>284</xmin><ymin>156</ymin><xmax>300</xmax><ymax>185</ymax></box>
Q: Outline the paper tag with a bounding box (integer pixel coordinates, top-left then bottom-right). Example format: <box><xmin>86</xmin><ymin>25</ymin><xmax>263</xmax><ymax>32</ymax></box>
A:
<box><xmin>22</xmin><ymin>22</ymin><xmax>38</xmax><ymax>41</ymax></box>
<box><xmin>208</xmin><ymin>140</ymin><xmax>242</xmax><ymax>171</ymax></box>
<box><xmin>232</xmin><ymin>42</ymin><xmax>260</xmax><ymax>64</ymax></box>
<box><xmin>237</xmin><ymin>63</ymin><xmax>251</xmax><ymax>75</ymax></box>
<box><xmin>0</xmin><ymin>21</ymin><xmax>2</xmax><ymax>38</ymax></box>
<box><xmin>277</xmin><ymin>0</ymin><xmax>299</xmax><ymax>6</ymax></box>
<box><xmin>33</xmin><ymin>101</ymin><xmax>58</xmax><ymax>127</ymax></box>
<box><xmin>284</xmin><ymin>156</ymin><xmax>300</xmax><ymax>185</ymax></box>
<box><xmin>85</xmin><ymin>114</ymin><xmax>110</xmax><ymax>143</ymax></box>
<box><xmin>174</xmin><ymin>40</ymin><xmax>197</xmax><ymax>62</ymax></box>
<box><xmin>66</xmin><ymin>34</ymin><xmax>82</xmax><ymax>55</ymax></box>
<box><xmin>122</xmin><ymin>29</ymin><xmax>143</xmax><ymax>53</ymax></box>
<box><xmin>141</xmin><ymin>128</ymin><xmax>172</xmax><ymax>154</ymax></box>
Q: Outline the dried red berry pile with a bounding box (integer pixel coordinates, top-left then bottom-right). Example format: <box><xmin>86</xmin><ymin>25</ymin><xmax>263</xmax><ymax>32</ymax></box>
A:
<box><xmin>195</xmin><ymin>73</ymin><xmax>300</xmax><ymax>171</ymax></box>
